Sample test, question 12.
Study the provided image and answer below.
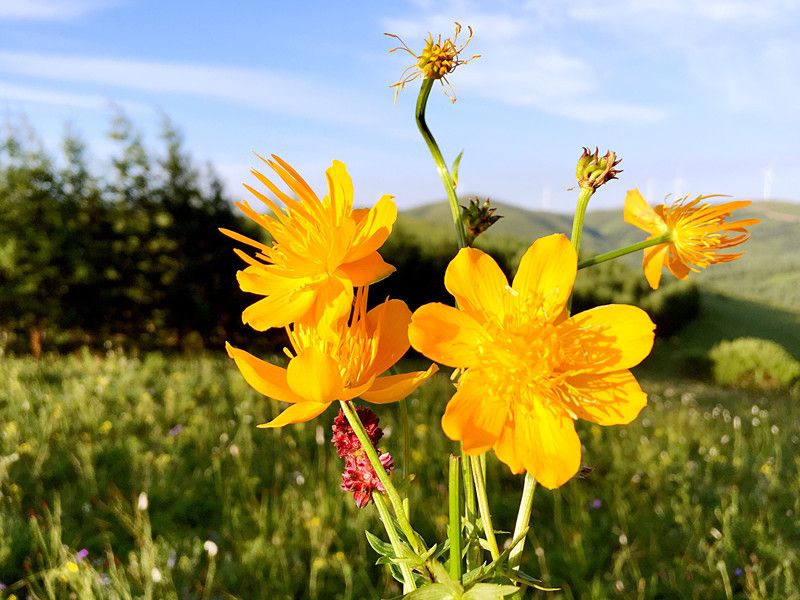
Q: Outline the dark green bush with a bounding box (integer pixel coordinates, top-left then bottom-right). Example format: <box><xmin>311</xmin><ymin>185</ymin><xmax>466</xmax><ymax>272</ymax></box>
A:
<box><xmin>709</xmin><ymin>337</ymin><xmax>800</xmax><ymax>390</ymax></box>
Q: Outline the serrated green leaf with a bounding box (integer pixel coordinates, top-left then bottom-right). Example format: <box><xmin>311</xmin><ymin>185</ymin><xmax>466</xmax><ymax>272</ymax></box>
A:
<box><xmin>462</xmin><ymin>583</ymin><xmax>520</xmax><ymax>599</ymax></box>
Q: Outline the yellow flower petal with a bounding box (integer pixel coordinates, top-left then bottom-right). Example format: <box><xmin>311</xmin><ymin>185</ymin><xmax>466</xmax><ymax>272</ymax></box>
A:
<box><xmin>337</xmin><ymin>252</ymin><xmax>395</xmax><ymax>287</ymax></box>
<box><xmin>367</xmin><ymin>299</ymin><xmax>412</xmax><ymax>376</ymax></box>
<box><xmin>226</xmin><ymin>342</ymin><xmax>303</xmax><ymax>403</ymax></box>
<box><xmin>558</xmin><ymin>305</ymin><xmax>655</xmax><ymax>373</ymax></box>
<box><xmin>492</xmin><ymin>425</ymin><xmax>523</xmax><ymax>474</ymax></box>
<box><xmin>624</xmin><ymin>188</ymin><xmax>665</xmax><ymax>234</ymax></box>
<box><xmin>442</xmin><ymin>378</ymin><xmax>508</xmax><ymax>453</ymax></box>
<box><xmin>360</xmin><ymin>365</ymin><xmax>439</xmax><ymax>404</ymax></box>
<box><xmin>642</xmin><ymin>244</ymin><xmax>669</xmax><ymax>289</ymax></box>
<box><xmin>667</xmin><ymin>250</ymin><xmax>692</xmax><ymax>280</ymax></box>
<box><xmin>444</xmin><ymin>247</ymin><xmax>509</xmax><ymax>322</ymax></box>
<box><xmin>512</xmin><ymin>234</ymin><xmax>576</xmax><ymax>322</ymax></box>
<box><xmin>409</xmin><ymin>303</ymin><xmax>487</xmax><ymax>368</ymax></box>
<box><xmin>325</xmin><ymin>160</ymin><xmax>354</xmax><ymax>217</ymax></box>
<box><xmin>286</xmin><ymin>347</ymin><xmax>344</xmax><ymax>404</ymax></box>
<box><xmin>346</xmin><ymin>194</ymin><xmax>398</xmax><ymax>262</ymax></box>
<box><xmin>516</xmin><ymin>401</ymin><xmax>581</xmax><ymax>489</ymax></box>
<box><xmin>242</xmin><ymin>287</ymin><xmax>317</xmax><ymax>331</ymax></box>
<box><xmin>566</xmin><ymin>371</ymin><xmax>647</xmax><ymax>426</ymax></box>
<box><xmin>257</xmin><ymin>401</ymin><xmax>330</xmax><ymax>428</ymax></box>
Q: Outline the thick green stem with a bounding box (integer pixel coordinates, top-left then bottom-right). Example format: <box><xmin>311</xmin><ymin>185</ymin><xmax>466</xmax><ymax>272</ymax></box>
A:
<box><xmin>470</xmin><ymin>455</ymin><xmax>500</xmax><ymax>560</ymax></box>
<box><xmin>448</xmin><ymin>455</ymin><xmax>463</xmax><ymax>581</ymax></box>
<box><xmin>373</xmin><ymin>493</ymin><xmax>417</xmax><ymax>592</ymax></box>
<box><xmin>508</xmin><ymin>474</ymin><xmax>536</xmax><ymax>570</ymax></box>
<box><xmin>461</xmin><ymin>448</ymin><xmax>480</xmax><ymax>570</ymax></box>
<box><xmin>415</xmin><ymin>77</ymin><xmax>468</xmax><ymax>249</ymax></box>
<box><xmin>578</xmin><ymin>233</ymin><xmax>672</xmax><ymax>269</ymax></box>
<box><xmin>339</xmin><ymin>401</ymin><xmax>424</xmax><ymax>556</ymax></box>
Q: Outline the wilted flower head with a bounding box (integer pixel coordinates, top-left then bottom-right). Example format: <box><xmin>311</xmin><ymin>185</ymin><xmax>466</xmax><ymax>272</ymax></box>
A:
<box><xmin>332</xmin><ymin>407</ymin><xmax>394</xmax><ymax>508</ymax></box>
<box><xmin>461</xmin><ymin>197</ymin><xmax>502</xmax><ymax>244</ymax></box>
<box><xmin>576</xmin><ymin>147</ymin><xmax>622</xmax><ymax>191</ymax></box>
<box><xmin>624</xmin><ymin>189</ymin><xmax>759</xmax><ymax>289</ymax></box>
<box><xmin>386</xmin><ymin>22</ymin><xmax>479</xmax><ymax>102</ymax></box>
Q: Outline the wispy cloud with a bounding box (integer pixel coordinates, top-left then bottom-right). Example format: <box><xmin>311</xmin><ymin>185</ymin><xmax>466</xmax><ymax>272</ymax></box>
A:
<box><xmin>0</xmin><ymin>80</ymin><xmax>147</xmax><ymax>113</ymax></box>
<box><xmin>0</xmin><ymin>0</ymin><xmax>120</xmax><ymax>21</ymax></box>
<box><xmin>0</xmin><ymin>51</ymin><xmax>373</xmax><ymax>126</ymax></box>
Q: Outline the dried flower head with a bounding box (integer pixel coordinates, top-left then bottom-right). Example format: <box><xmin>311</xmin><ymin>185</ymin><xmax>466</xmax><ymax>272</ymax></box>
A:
<box><xmin>576</xmin><ymin>147</ymin><xmax>622</xmax><ymax>191</ymax></box>
<box><xmin>386</xmin><ymin>22</ymin><xmax>480</xmax><ymax>102</ymax></box>
<box><xmin>332</xmin><ymin>407</ymin><xmax>394</xmax><ymax>507</ymax></box>
<box><xmin>461</xmin><ymin>197</ymin><xmax>502</xmax><ymax>244</ymax></box>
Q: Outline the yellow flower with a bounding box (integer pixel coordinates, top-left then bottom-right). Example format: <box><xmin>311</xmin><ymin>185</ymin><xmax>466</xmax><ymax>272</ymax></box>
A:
<box><xmin>227</xmin><ymin>289</ymin><xmax>437</xmax><ymax>427</ymax></box>
<box><xmin>221</xmin><ymin>156</ymin><xmax>397</xmax><ymax>333</ymax></box>
<box><xmin>386</xmin><ymin>22</ymin><xmax>479</xmax><ymax>102</ymax></box>
<box><xmin>408</xmin><ymin>234</ymin><xmax>655</xmax><ymax>489</ymax></box>
<box><xmin>624</xmin><ymin>189</ymin><xmax>759</xmax><ymax>289</ymax></box>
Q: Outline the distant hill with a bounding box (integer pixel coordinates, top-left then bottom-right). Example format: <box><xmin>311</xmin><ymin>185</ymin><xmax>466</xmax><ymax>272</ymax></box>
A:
<box><xmin>401</xmin><ymin>199</ymin><xmax>800</xmax><ymax>313</ymax></box>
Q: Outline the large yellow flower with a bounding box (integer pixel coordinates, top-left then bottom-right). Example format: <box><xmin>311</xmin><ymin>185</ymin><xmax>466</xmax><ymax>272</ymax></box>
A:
<box><xmin>624</xmin><ymin>189</ymin><xmax>759</xmax><ymax>289</ymax></box>
<box><xmin>221</xmin><ymin>156</ymin><xmax>397</xmax><ymax>332</ymax></box>
<box><xmin>227</xmin><ymin>289</ymin><xmax>437</xmax><ymax>427</ymax></box>
<box><xmin>408</xmin><ymin>234</ymin><xmax>655</xmax><ymax>489</ymax></box>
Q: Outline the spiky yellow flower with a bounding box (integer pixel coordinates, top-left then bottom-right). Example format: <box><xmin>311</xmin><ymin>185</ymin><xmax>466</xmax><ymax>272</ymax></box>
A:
<box><xmin>227</xmin><ymin>289</ymin><xmax>437</xmax><ymax>428</ymax></box>
<box><xmin>221</xmin><ymin>156</ymin><xmax>397</xmax><ymax>333</ymax></box>
<box><xmin>408</xmin><ymin>234</ymin><xmax>655</xmax><ymax>489</ymax></box>
<box><xmin>386</xmin><ymin>22</ymin><xmax>479</xmax><ymax>102</ymax></box>
<box><xmin>624</xmin><ymin>189</ymin><xmax>759</xmax><ymax>289</ymax></box>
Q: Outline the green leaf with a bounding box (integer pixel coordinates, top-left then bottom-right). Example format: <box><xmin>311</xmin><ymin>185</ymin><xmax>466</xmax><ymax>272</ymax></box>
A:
<box><xmin>462</xmin><ymin>583</ymin><xmax>520</xmax><ymax>599</ymax></box>
<box><xmin>365</xmin><ymin>530</ymin><xmax>395</xmax><ymax>558</ymax></box>
<box><xmin>451</xmin><ymin>150</ymin><xmax>464</xmax><ymax>188</ymax></box>
<box><xmin>403</xmin><ymin>583</ymin><xmax>458</xmax><ymax>600</ymax></box>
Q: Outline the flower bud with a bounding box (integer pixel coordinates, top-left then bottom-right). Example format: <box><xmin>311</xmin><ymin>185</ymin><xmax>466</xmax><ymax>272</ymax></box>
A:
<box><xmin>461</xmin><ymin>197</ymin><xmax>502</xmax><ymax>244</ymax></box>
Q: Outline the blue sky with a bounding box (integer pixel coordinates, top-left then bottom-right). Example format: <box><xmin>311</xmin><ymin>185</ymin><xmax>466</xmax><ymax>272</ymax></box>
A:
<box><xmin>0</xmin><ymin>0</ymin><xmax>798</xmax><ymax>212</ymax></box>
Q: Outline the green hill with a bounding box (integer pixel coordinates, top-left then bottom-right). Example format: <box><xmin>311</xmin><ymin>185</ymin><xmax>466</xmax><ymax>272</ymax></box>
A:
<box><xmin>402</xmin><ymin>199</ymin><xmax>800</xmax><ymax>312</ymax></box>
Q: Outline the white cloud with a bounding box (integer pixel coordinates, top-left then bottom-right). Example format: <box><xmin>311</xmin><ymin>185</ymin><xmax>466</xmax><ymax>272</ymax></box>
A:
<box><xmin>0</xmin><ymin>80</ymin><xmax>147</xmax><ymax>113</ymax></box>
<box><xmin>0</xmin><ymin>0</ymin><xmax>120</xmax><ymax>20</ymax></box>
<box><xmin>569</xmin><ymin>0</ymin><xmax>799</xmax><ymax>24</ymax></box>
<box><xmin>0</xmin><ymin>52</ymin><xmax>373</xmax><ymax>126</ymax></box>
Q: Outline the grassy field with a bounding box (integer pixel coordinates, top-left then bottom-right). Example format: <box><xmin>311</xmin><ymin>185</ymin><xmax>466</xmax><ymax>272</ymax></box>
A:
<box><xmin>1</xmin><ymin>350</ymin><xmax>799</xmax><ymax>599</ymax></box>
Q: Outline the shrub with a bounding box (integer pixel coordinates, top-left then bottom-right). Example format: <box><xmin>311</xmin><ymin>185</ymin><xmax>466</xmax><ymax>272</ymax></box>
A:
<box><xmin>709</xmin><ymin>337</ymin><xmax>800</xmax><ymax>391</ymax></box>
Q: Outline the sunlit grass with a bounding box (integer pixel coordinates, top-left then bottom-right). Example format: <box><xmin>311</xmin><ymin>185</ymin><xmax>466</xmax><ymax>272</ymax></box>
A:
<box><xmin>0</xmin><ymin>352</ymin><xmax>798</xmax><ymax>598</ymax></box>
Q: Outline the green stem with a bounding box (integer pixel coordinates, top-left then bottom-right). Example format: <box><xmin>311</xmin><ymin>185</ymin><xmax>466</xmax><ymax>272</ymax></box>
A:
<box><xmin>470</xmin><ymin>455</ymin><xmax>500</xmax><ymax>561</ymax></box>
<box><xmin>415</xmin><ymin>77</ymin><xmax>468</xmax><ymax>249</ymax></box>
<box><xmin>461</xmin><ymin>448</ymin><xmax>480</xmax><ymax>570</ymax></box>
<box><xmin>339</xmin><ymin>401</ymin><xmax>426</xmax><ymax>557</ymax></box>
<box><xmin>578</xmin><ymin>233</ymin><xmax>672</xmax><ymax>269</ymax></box>
<box><xmin>448</xmin><ymin>455</ymin><xmax>463</xmax><ymax>581</ymax></box>
<box><xmin>508</xmin><ymin>474</ymin><xmax>536</xmax><ymax>570</ymax></box>
<box><xmin>570</xmin><ymin>187</ymin><xmax>594</xmax><ymax>258</ymax></box>
<box><xmin>373</xmin><ymin>492</ymin><xmax>417</xmax><ymax>592</ymax></box>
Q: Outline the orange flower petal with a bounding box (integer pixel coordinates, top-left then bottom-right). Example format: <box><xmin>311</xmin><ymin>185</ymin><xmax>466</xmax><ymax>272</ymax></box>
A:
<box><xmin>340</xmin><ymin>375</ymin><xmax>377</xmax><ymax>401</ymax></box>
<box><xmin>409</xmin><ymin>303</ymin><xmax>487</xmax><ymax>368</ymax></box>
<box><xmin>667</xmin><ymin>250</ymin><xmax>692</xmax><ymax>280</ymax></box>
<box><xmin>566</xmin><ymin>371</ymin><xmax>647</xmax><ymax>426</ymax></box>
<box><xmin>346</xmin><ymin>194</ymin><xmax>398</xmax><ymax>262</ymax></box>
<box><xmin>558</xmin><ymin>305</ymin><xmax>655</xmax><ymax>373</ymax></box>
<box><xmin>642</xmin><ymin>243</ymin><xmax>669</xmax><ymax>289</ymax></box>
<box><xmin>286</xmin><ymin>346</ymin><xmax>344</xmax><ymax>404</ymax></box>
<box><xmin>360</xmin><ymin>365</ymin><xmax>439</xmax><ymax>404</ymax></box>
<box><xmin>493</xmin><ymin>425</ymin><xmax>524</xmax><ymax>474</ymax></box>
<box><xmin>338</xmin><ymin>252</ymin><xmax>395</xmax><ymax>287</ymax></box>
<box><xmin>512</xmin><ymin>234</ymin><xmax>576</xmax><ymax>322</ymax></box>
<box><xmin>299</xmin><ymin>277</ymin><xmax>353</xmax><ymax>335</ymax></box>
<box><xmin>624</xmin><ymin>188</ymin><xmax>665</xmax><ymax>234</ymax></box>
<box><xmin>242</xmin><ymin>287</ymin><xmax>317</xmax><ymax>331</ymax></box>
<box><xmin>515</xmin><ymin>402</ymin><xmax>581</xmax><ymax>489</ymax></box>
<box><xmin>444</xmin><ymin>247</ymin><xmax>509</xmax><ymax>322</ymax></box>
<box><xmin>225</xmin><ymin>342</ymin><xmax>304</xmax><ymax>404</ymax></box>
<box><xmin>366</xmin><ymin>299</ymin><xmax>412</xmax><ymax>376</ymax></box>
<box><xmin>325</xmin><ymin>160</ymin><xmax>354</xmax><ymax>218</ymax></box>
<box><xmin>442</xmin><ymin>379</ymin><xmax>508</xmax><ymax>453</ymax></box>
<box><xmin>257</xmin><ymin>401</ymin><xmax>330</xmax><ymax>428</ymax></box>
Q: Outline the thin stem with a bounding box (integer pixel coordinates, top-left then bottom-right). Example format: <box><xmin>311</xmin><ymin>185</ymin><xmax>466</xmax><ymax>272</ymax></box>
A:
<box><xmin>339</xmin><ymin>401</ymin><xmax>426</xmax><ymax>556</ymax></box>
<box><xmin>448</xmin><ymin>455</ymin><xmax>462</xmax><ymax>581</ymax></box>
<box><xmin>415</xmin><ymin>77</ymin><xmax>468</xmax><ymax>249</ymax></box>
<box><xmin>570</xmin><ymin>187</ymin><xmax>594</xmax><ymax>258</ymax></box>
<box><xmin>461</xmin><ymin>448</ymin><xmax>480</xmax><ymax>570</ymax></box>
<box><xmin>508</xmin><ymin>474</ymin><xmax>536</xmax><ymax>570</ymax></box>
<box><xmin>578</xmin><ymin>233</ymin><xmax>672</xmax><ymax>269</ymax></box>
<box><xmin>470</xmin><ymin>455</ymin><xmax>500</xmax><ymax>561</ymax></box>
<box><xmin>373</xmin><ymin>493</ymin><xmax>417</xmax><ymax>592</ymax></box>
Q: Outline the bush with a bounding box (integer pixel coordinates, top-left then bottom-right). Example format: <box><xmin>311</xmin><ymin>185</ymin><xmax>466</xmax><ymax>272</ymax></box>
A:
<box><xmin>709</xmin><ymin>337</ymin><xmax>800</xmax><ymax>391</ymax></box>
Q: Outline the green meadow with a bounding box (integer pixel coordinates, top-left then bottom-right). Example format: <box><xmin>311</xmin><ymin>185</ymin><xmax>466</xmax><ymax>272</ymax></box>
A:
<box><xmin>1</xmin><ymin>198</ymin><xmax>799</xmax><ymax>598</ymax></box>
